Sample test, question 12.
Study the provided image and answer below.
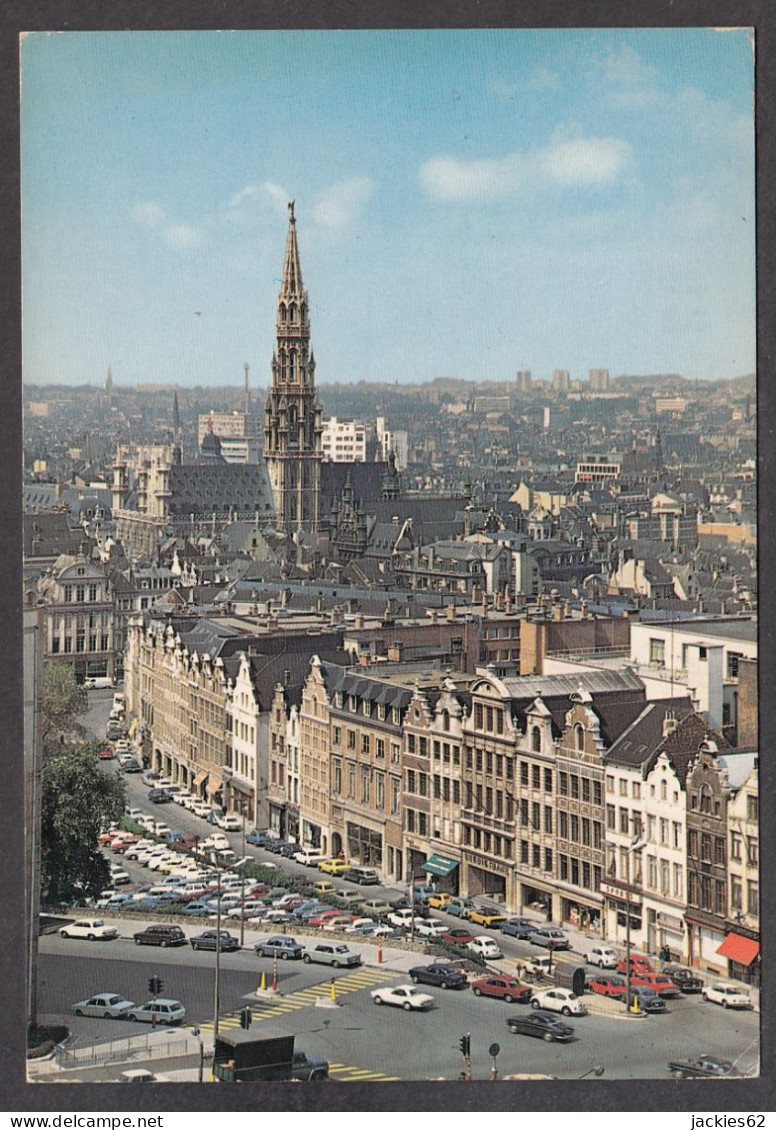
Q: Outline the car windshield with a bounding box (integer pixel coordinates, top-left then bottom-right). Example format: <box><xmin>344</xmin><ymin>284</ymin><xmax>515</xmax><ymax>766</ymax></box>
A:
<box><xmin>334</xmin><ymin>945</ymin><xmax>348</xmax><ymax>953</ymax></box>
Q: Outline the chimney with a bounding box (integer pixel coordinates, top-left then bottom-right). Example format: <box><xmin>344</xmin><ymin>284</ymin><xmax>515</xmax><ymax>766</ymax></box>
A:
<box><xmin>553</xmin><ymin>603</ymin><xmax>563</xmax><ymax>621</ymax></box>
<box><xmin>504</xmin><ymin>591</ymin><xmax>512</xmax><ymax>614</ymax></box>
<box><xmin>481</xmin><ymin>593</ymin><xmax>488</xmax><ymax>617</ymax></box>
<box><xmin>429</xmin><ymin>609</ymin><xmax>437</xmax><ymax>623</ymax></box>
<box><xmin>446</xmin><ymin>605</ymin><xmax>456</xmax><ymax>622</ymax></box>
<box><xmin>663</xmin><ymin>710</ymin><xmax>678</xmax><ymax>738</ymax></box>
<box><xmin>354</xmin><ymin>614</ymin><xmax>364</xmax><ymax>629</ymax></box>
<box><xmin>387</xmin><ymin>642</ymin><xmax>403</xmax><ymax>662</ymax></box>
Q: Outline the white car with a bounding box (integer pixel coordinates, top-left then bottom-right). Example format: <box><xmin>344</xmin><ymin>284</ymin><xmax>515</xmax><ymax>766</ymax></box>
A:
<box><xmin>370</xmin><ymin>984</ymin><xmax>435</xmax><ymax>1011</ymax></box>
<box><xmin>387</xmin><ymin>908</ymin><xmax>425</xmax><ymax>929</ymax></box>
<box><xmin>531</xmin><ymin>987</ymin><xmax>588</xmax><ymax>1016</ymax></box>
<box><xmin>108</xmin><ymin>867</ymin><xmax>130</xmax><ymax>885</ymax></box>
<box><xmin>467</xmin><ymin>936</ymin><xmax>503</xmax><ymax>960</ymax></box>
<box><xmin>701</xmin><ymin>982</ymin><xmax>752</xmax><ymax>1009</ymax></box>
<box><xmin>293</xmin><ymin>849</ymin><xmax>325</xmax><ymax>866</ymax></box>
<box><xmin>218</xmin><ymin>815</ymin><xmax>243</xmax><ymax>831</ymax></box>
<box><xmin>60</xmin><ymin>918</ymin><xmax>118</xmax><ymax>941</ymax></box>
<box><xmin>192</xmin><ymin>802</ymin><xmax>212</xmax><ymax>818</ymax></box>
<box><xmin>72</xmin><ymin>992</ymin><xmax>136</xmax><ymax>1019</ymax></box>
<box><xmin>127</xmin><ymin>998</ymin><xmax>186</xmax><ymax>1025</ymax></box>
<box><xmin>584</xmin><ymin>946</ymin><xmax>619</xmax><ymax>969</ymax></box>
<box><xmin>415</xmin><ymin>918</ymin><xmax>448</xmax><ymax>938</ymax></box>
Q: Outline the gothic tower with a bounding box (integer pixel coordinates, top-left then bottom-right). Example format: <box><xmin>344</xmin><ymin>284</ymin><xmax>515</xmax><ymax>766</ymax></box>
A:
<box><xmin>264</xmin><ymin>202</ymin><xmax>323</xmax><ymax>531</ymax></box>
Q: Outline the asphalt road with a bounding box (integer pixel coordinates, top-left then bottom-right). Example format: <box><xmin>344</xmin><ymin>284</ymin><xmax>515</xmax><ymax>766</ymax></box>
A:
<box><xmin>68</xmin><ymin>688</ymin><xmax>760</xmax><ymax>1081</ymax></box>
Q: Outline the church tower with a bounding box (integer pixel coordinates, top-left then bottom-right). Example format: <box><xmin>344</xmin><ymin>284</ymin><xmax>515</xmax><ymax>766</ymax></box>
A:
<box><xmin>264</xmin><ymin>202</ymin><xmax>323</xmax><ymax>531</ymax></box>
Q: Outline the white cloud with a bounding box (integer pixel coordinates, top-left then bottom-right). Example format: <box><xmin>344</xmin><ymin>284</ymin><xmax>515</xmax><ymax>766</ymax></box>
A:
<box><xmin>603</xmin><ymin>44</ymin><xmax>659</xmax><ymax>87</ymax></box>
<box><xmin>131</xmin><ymin>201</ymin><xmax>166</xmax><ymax>227</ymax></box>
<box><xmin>312</xmin><ymin>177</ymin><xmax>375</xmax><ymax>229</ymax></box>
<box><xmin>538</xmin><ymin>137</ymin><xmax>632</xmax><ymax>187</ymax></box>
<box><xmin>164</xmin><ymin>224</ymin><xmax>202</xmax><ymax>249</ymax></box>
<box><xmin>419</xmin><ymin>136</ymin><xmax>630</xmax><ymax>201</ymax></box>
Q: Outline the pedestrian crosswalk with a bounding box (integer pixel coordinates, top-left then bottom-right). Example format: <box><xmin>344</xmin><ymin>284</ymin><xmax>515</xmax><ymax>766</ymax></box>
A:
<box><xmin>328</xmin><ymin>1063</ymin><xmax>400</xmax><ymax>1083</ymax></box>
<box><xmin>199</xmin><ymin>965</ymin><xmax>398</xmax><ymax>1033</ymax></box>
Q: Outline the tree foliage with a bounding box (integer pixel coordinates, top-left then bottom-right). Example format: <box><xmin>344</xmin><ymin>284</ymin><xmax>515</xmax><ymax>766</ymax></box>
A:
<box><xmin>41</xmin><ymin>662</ymin><xmax>88</xmax><ymax>745</ymax></box>
<box><xmin>40</xmin><ymin>741</ymin><xmax>126</xmax><ymax>905</ymax></box>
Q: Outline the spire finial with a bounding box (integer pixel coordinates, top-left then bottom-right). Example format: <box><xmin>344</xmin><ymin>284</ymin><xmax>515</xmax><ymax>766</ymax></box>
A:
<box><xmin>288</xmin><ymin>200</ymin><xmax>295</xmax><ymax>222</ymax></box>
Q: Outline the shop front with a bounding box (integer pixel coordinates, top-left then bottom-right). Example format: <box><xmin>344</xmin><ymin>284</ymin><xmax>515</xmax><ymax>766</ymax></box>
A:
<box><xmin>422</xmin><ymin>853</ymin><xmax>460</xmax><ymax>894</ymax></box>
<box><xmin>716</xmin><ymin>931</ymin><xmax>760</xmax><ymax>986</ymax></box>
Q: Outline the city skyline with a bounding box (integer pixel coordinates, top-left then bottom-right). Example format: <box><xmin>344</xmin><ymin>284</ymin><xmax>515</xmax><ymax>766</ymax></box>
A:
<box><xmin>21</xmin><ymin>28</ymin><xmax>755</xmax><ymax>389</ymax></box>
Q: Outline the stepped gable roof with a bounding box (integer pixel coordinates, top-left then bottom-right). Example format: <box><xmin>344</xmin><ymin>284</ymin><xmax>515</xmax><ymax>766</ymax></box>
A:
<box><xmin>643</xmin><ymin>711</ymin><xmax>731</xmax><ymax>785</ymax></box>
<box><xmin>605</xmin><ymin>697</ymin><xmax>694</xmax><ymax>766</ymax></box>
<box><xmin>246</xmin><ymin>643</ymin><xmax>351</xmax><ymax>711</ymax></box>
<box><xmin>326</xmin><ymin>666</ymin><xmax>415</xmax><ymax>712</ymax></box>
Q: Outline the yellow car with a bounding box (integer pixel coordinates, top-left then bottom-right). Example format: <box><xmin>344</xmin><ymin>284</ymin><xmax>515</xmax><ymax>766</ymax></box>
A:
<box><xmin>317</xmin><ymin>858</ymin><xmax>350</xmax><ymax>876</ymax></box>
<box><xmin>312</xmin><ymin>880</ymin><xmax>337</xmax><ymax>896</ymax></box>
<box><xmin>427</xmin><ymin>892</ymin><xmax>453</xmax><ymax>909</ymax></box>
<box><xmin>468</xmin><ymin>908</ymin><xmax>508</xmax><ymax>928</ymax></box>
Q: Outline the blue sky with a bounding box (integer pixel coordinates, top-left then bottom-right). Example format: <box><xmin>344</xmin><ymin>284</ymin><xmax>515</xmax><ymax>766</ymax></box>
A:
<box><xmin>21</xmin><ymin>28</ymin><xmax>755</xmax><ymax>388</ymax></box>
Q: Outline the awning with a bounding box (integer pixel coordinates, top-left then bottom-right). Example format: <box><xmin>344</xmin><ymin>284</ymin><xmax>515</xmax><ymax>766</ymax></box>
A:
<box><xmin>423</xmin><ymin>854</ymin><xmax>459</xmax><ymax>878</ymax></box>
<box><xmin>207</xmin><ymin>773</ymin><xmax>223</xmax><ymax>795</ymax></box>
<box><xmin>716</xmin><ymin>933</ymin><xmax>760</xmax><ymax>966</ymax></box>
<box><xmin>192</xmin><ymin>770</ymin><xmax>208</xmax><ymax>788</ymax></box>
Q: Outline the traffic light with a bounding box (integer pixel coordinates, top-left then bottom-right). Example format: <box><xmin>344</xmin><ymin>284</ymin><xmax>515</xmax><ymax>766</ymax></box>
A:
<box><xmin>239</xmin><ymin>1006</ymin><xmax>252</xmax><ymax>1030</ymax></box>
<box><xmin>458</xmin><ymin>1033</ymin><xmax>471</xmax><ymax>1057</ymax></box>
<box><xmin>148</xmin><ymin>976</ymin><xmax>163</xmax><ymax>996</ymax></box>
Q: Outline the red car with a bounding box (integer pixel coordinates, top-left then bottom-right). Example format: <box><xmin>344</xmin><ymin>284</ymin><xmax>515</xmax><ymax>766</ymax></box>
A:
<box><xmin>587</xmin><ymin>974</ymin><xmax>627</xmax><ymax>999</ymax></box>
<box><xmin>471</xmin><ymin>976</ymin><xmax>533</xmax><ymax>1004</ymax></box>
<box><xmin>99</xmin><ymin>748</ymin><xmax>115</xmax><ymax>760</ymax></box>
<box><xmin>111</xmin><ymin>835</ymin><xmax>141</xmax><ymax>852</ymax></box>
<box><xmin>617</xmin><ymin>955</ymin><xmax>653</xmax><ymax>975</ymax></box>
<box><xmin>629</xmin><ymin>971</ymin><xmax>680</xmax><ymax>997</ymax></box>
<box><xmin>308</xmin><ymin>910</ymin><xmax>343</xmax><ymax>928</ymax></box>
<box><xmin>443</xmin><ymin>928</ymin><xmax>476</xmax><ymax>946</ymax></box>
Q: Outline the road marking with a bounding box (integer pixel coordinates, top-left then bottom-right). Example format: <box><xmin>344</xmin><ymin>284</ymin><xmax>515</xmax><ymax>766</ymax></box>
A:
<box><xmin>329</xmin><ymin>1063</ymin><xmax>400</xmax><ymax>1082</ymax></box>
<box><xmin>199</xmin><ymin>966</ymin><xmax>398</xmax><ymax>1032</ymax></box>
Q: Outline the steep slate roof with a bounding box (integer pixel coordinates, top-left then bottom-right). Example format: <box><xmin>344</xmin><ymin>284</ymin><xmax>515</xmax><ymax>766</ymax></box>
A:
<box><xmin>23</xmin><ymin>512</ymin><xmax>83</xmax><ymax>558</ymax></box>
<box><xmin>496</xmin><ymin>669</ymin><xmax>648</xmax><ymax>744</ymax></box>
<box><xmin>605</xmin><ymin>697</ymin><xmax>694</xmax><ymax>766</ymax></box>
<box><xmin>643</xmin><ymin>711</ymin><xmax>731</xmax><ymax>785</ymax></box>
<box><xmin>167</xmin><ymin>462</ymin><xmax>275</xmax><ymax>516</ymax></box>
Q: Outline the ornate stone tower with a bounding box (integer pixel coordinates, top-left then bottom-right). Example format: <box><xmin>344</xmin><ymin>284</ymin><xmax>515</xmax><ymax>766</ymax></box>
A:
<box><xmin>264</xmin><ymin>202</ymin><xmax>323</xmax><ymax>531</ymax></box>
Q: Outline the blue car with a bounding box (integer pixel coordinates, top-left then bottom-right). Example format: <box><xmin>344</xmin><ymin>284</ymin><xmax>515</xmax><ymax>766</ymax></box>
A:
<box><xmin>247</xmin><ymin>829</ymin><xmax>270</xmax><ymax>846</ymax></box>
<box><xmin>254</xmin><ymin>935</ymin><xmax>304</xmax><ymax>960</ymax></box>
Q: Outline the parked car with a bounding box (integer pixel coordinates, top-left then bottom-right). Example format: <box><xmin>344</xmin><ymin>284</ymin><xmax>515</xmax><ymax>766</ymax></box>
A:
<box><xmin>255</xmin><ymin>935</ymin><xmax>304</xmax><ymax>960</ymax></box>
<box><xmin>360</xmin><ymin>898</ymin><xmax>393</xmax><ymax>917</ymax></box>
<box><xmin>59</xmin><ymin>919</ymin><xmax>118</xmax><ymax>942</ymax></box>
<box><xmin>309</xmin><ymin>909</ymin><xmax>346</xmax><ymax>928</ymax></box>
<box><xmin>661</xmin><ymin>964</ymin><xmax>704</xmax><ymax>993</ymax></box>
<box><xmin>426</xmin><ymin>891</ymin><xmax>453</xmax><ymax>909</ymax></box>
<box><xmin>218</xmin><ymin>815</ymin><xmax>243</xmax><ymax>832</ymax></box>
<box><xmin>529</xmin><ymin>928</ymin><xmax>571</xmax><ymax>950</ymax></box>
<box><xmin>584</xmin><ymin>945</ymin><xmax>619</xmax><ymax>969</ymax></box>
<box><xmin>506</xmin><ymin>1012</ymin><xmax>574</xmax><ymax>1042</ymax></box>
<box><xmin>531</xmin><ymin>988</ymin><xmax>587</xmax><ymax>1016</ymax></box>
<box><xmin>190</xmin><ymin>929</ymin><xmax>241</xmax><ymax>952</ymax></box>
<box><xmin>246</xmin><ymin>829</ymin><xmax>271</xmax><ymax>846</ymax></box>
<box><xmin>322</xmin><ymin>915</ymin><xmax>358</xmax><ymax>932</ymax></box>
<box><xmin>370</xmin><ymin>984</ymin><xmax>434</xmax><ymax>1011</ymax></box>
<box><xmin>667</xmin><ymin>1055</ymin><xmax>742</xmax><ymax>1079</ymax></box>
<box><xmin>312</xmin><ymin>881</ymin><xmax>338</xmax><ymax>897</ymax></box>
<box><xmin>701</xmin><ymin>982</ymin><xmax>752</xmax><ymax>1009</ymax></box>
<box><xmin>629</xmin><ymin>971</ymin><xmax>681</xmax><ymax>997</ymax></box>
<box><xmin>617</xmin><ymin>954</ymin><xmax>653</xmax><ymax>975</ymax></box>
<box><xmin>302</xmin><ymin>943</ymin><xmax>362</xmax><ymax>968</ymax></box>
<box><xmin>343</xmin><ymin>867</ymin><xmax>380</xmax><ymax>885</ymax></box>
<box><xmin>132</xmin><ymin>924</ymin><xmax>187</xmax><ymax>948</ymax></box>
<box><xmin>500</xmin><ymin>917</ymin><xmax>539</xmax><ymax>940</ymax></box>
<box><xmin>293</xmin><ymin>848</ymin><xmax>326</xmax><ymax>867</ymax></box>
<box><xmin>72</xmin><ymin>992</ymin><xmax>135</xmax><ymax>1019</ymax></box>
<box><xmin>387</xmin><ymin>908</ymin><xmax>425</xmax><ymax>930</ymax></box>
<box><xmin>318</xmin><ymin>859</ymin><xmax>350</xmax><ymax>876</ymax></box>
<box><xmin>472</xmin><ymin>976</ymin><xmax>533</xmax><ymax>1004</ymax></box>
<box><xmin>148</xmin><ymin>789</ymin><xmax>172</xmax><ymax>805</ymax></box>
<box><xmin>127</xmin><ymin>999</ymin><xmax>186</xmax><ymax>1025</ymax></box>
<box><xmin>627</xmin><ymin>987</ymin><xmax>666</xmax><ymax>1013</ymax></box>
<box><xmin>468</xmin><ymin>907</ymin><xmax>508</xmax><ymax>929</ymax></box>
<box><xmin>467</xmin><ymin>936</ymin><xmax>503</xmax><ymax>960</ymax></box>
<box><xmin>408</xmin><ymin>963</ymin><xmax>468</xmax><ymax>990</ymax></box>
<box><xmin>99</xmin><ymin>747</ymin><xmax>114</xmax><ymax>760</ymax></box>
<box><xmin>586</xmin><ymin>974</ymin><xmax>627</xmax><ymax>1000</ymax></box>
<box><xmin>442</xmin><ymin>927</ymin><xmax>476</xmax><ymax>946</ymax></box>
<box><xmin>415</xmin><ymin>918</ymin><xmax>449</xmax><ymax>938</ymax></box>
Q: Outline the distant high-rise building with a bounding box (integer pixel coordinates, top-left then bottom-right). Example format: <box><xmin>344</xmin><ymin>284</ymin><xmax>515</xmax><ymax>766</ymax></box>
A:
<box><xmin>197</xmin><ymin>410</ymin><xmax>260</xmax><ymax>464</ymax></box>
<box><xmin>321</xmin><ymin>417</ymin><xmax>371</xmax><ymax>463</ymax></box>
<box><xmin>515</xmin><ymin>370</ymin><xmax>532</xmax><ymax>393</ymax></box>
<box><xmin>263</xmin><ymin>203</ymin><xmax>323</xmax><ymax>531</ymax></box>
<box><xmin>552</xmin><ymin>368</ymin><xmax>570</xmax><ymax>393</ymax></box>
<box><xmin>589</xmin><ymin>368</ymin><xmax>610</xmax><ymax>392</ymax></box>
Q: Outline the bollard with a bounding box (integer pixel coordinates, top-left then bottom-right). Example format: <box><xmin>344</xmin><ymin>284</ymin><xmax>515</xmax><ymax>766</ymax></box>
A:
<box><xmin>258</xmin><ymin>970</ymin><xmax>266</xmax><ymax>993</ymax></box>
<box><xmin>376</xmin><ymin>946</ymin><xmax>383</xmax><ymax>965</ymax></box>
<box><xmin>330</xmin><ymin>978</ymin><xmax>338</xmax><ymax>1002</ymax></box>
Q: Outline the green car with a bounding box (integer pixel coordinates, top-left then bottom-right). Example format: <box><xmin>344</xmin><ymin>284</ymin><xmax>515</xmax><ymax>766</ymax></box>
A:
<box><xmin>301</xmin><ymin>943</ymin><xmax>362</xmax><ymax>968</ymax></box>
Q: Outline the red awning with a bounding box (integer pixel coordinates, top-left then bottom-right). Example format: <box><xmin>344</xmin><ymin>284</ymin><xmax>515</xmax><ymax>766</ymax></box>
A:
<box><xmin>716</xmin><ymin>933</ymin><xmax>760</xmax><ymax>966</ymax></box>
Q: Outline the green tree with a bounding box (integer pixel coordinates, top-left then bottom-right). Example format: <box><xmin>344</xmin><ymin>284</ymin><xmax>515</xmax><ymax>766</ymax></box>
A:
<box><xmin>40</xmin><ymin>741</ymin><xmax>126</xmax><ymax>904</ymax></box>
<box><xmin>41</xmin><ymin>662</ymin><xmax>88</xmax><ymax>745</ymax></box>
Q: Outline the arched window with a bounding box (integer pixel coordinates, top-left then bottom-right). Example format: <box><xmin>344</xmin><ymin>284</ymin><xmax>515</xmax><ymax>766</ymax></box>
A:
<box><xmin>279</xmin><ymin>303</ymin><xmax>287</xmax><ymax>323</ymax></box>
<box><xmin>574</xmin><ymin>724</ymin><xmax>585</xmax><ymax>752</ymax></box>
<box><xmin>531</xmin><ymin>726</ymin><xmax>542</xmax><ymax>752</ymax></box>
<box><xmin>289</xmin><ymin>350</ymin><xmax>297</xmax><ymax>382</ymax></box>
<box><xmin>288</xmin><ymin>303</ymin><xmax>297</xmax><ymax>322</ymax></box>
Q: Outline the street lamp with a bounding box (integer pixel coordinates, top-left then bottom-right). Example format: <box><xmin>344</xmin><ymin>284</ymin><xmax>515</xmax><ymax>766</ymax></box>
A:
<box><xmin>603</xmin><ymin>834</ymin><xmax>645</xmax><ymax>1011</ymax></box>
<box><xmin>209</xmin><ymin>852</ymin><xmax>248</xmax><ymax>1041</ymax></box>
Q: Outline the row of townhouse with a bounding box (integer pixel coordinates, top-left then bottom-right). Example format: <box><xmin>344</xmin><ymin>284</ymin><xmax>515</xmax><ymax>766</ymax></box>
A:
<box><xmin>267</xmin><ymin>660</ymin><xmax>759</xmax><ymax>981</ymax></box>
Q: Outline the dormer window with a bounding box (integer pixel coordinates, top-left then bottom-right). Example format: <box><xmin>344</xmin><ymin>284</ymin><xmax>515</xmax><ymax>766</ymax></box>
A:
<box><xmin>574</xmin><ymin>724</ymin><xmax>585</xmax><ymax>752</ymax></box>
<box><xmin>531</xmin><ymin>726</ymin><xmax>542</xmax><ymax>753</ymax></box>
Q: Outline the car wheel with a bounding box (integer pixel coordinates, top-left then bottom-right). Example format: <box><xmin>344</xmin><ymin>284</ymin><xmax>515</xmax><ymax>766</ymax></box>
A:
<box><xmin>597</xmin><ymin>960</ymin><xmax>604</xmax><ymax>968</ymax></box>
<box><xmin>411</xmin><ymin>975</ymin><xmax>420</xmax><ymax>983</ymax></box>
<box><xmin>472</xmin><ymin>987</ymin><xmax>482</xmax><ymax>996</ymax></box>
<box><xmin>543</xmin><ymin>1032</ymin><xmax>554</xmax><ymax>1043</ymax></box>
<box><xmin>442</xmin><ymin>982</ymin><xmax>450</xmax><ymax>990</ymax></box>
<box><xmin>61</xmin><ymin>932</ymin><xmax>70</xmax><ymax>940</ymax></box>
<box><xmin>531</xmin><ymin>999</ymin><xmax>540</xmax><ymax>1010</ymax></box>
<box><xmin>722</xmin><ymin>1000</ymin><xmax>729</xmax><ymax>1008</ymax></box>
<box><xmin>332</xmin><ymin>960</ymin><xmax>340</xmax><ymax>968</ymax></box>
<box><xmin>373</xmin><ymin>996</ymin><xmax>382</xmax><ymax>1005</ymax></box>
<box><xmin>134</xmin><ymin>937</ymin><xmax>142</xmax><ymax>945</ymax></box>
<box><xmin>505</xmin><ymin>994</ymin><xmax>514</xmax><ymax>1004</ymax></box>
<box><xmin>303</xmin><ymin>954</ymin><xmax>311</xmax><ymax>963</ymax></box>
<box><xmin>103</xmin><ymin>1011</ymin><xmax>113</xmax><ymax>1019</ymax></box>
<box><xmin>128</xmin><ymin>1014</ymin><xmax>137</xmax><ymax>1022</ymax></box>
<box><xmin>508</xmin><ymin>1024</ymin><xmax>519</xmax><ymax>1034</ymax></box>
<box><xmin>74</xmin><ymin>1008</ymin><xmax>84</xmax><ymax>1017</ymax></box>
<box><xmin>561</xmin><ymin>1006</ymin><xmax>572</xmax><ymax>1016</ymax></box>
<box><xmin>192</xmin><ymin>943</ymin><xmax>199</xmax><ymax>951</ymax></box>
<box><xmin>281</xmin><ymin>952</ymin><xmax>289</xmax><ymax>960</ymax></box>
<box><xmin>87</xmin><ymin>934</ymin><xmax>96</xmax><ymax>941</ymax></box>
<box><xmin>403</xmin><ymin>1001</ymin><xmax>413</xmax><ymax>1011</ymax></box>
<box><xmin>161</xmin><ymin>940</ymin><xmax>168</xmax><ymax>948</ymax></box>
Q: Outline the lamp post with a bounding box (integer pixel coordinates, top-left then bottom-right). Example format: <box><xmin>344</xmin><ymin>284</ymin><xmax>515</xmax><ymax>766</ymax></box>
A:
<box><xmin>210</xmin><ymin>853</ymin><xmax>248</xmax><ymax>1041</ymax></box>
<box><xmin>603</xmin><ymin>834</ymin><xmax>645</xmax><ymax>1011</ymax></box>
